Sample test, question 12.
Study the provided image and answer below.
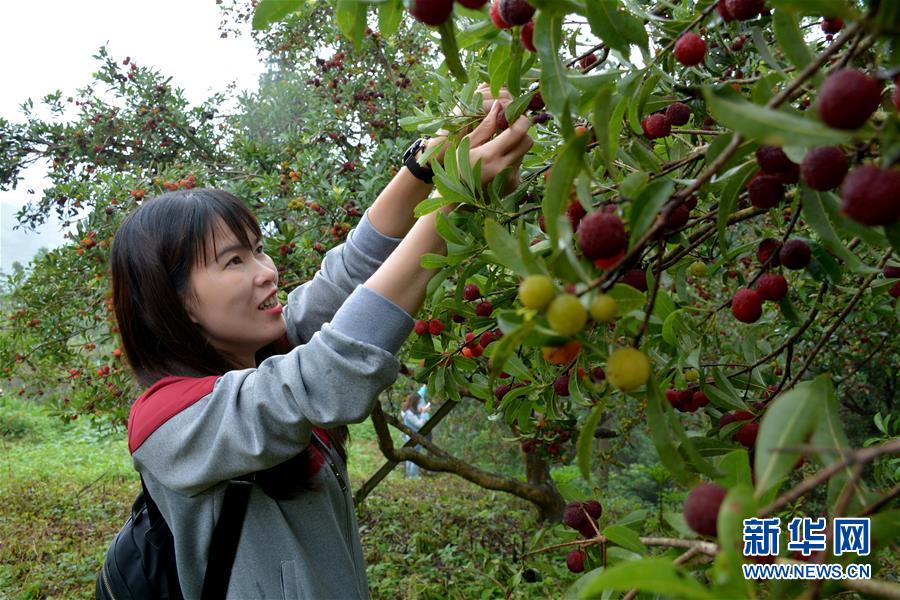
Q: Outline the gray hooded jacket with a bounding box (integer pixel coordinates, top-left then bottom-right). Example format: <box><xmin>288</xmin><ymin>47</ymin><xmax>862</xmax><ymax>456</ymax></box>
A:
<box><xmin>127</xmin><ymin>209</ymin><xmax>414</xmax><ymax>599</ymax></box>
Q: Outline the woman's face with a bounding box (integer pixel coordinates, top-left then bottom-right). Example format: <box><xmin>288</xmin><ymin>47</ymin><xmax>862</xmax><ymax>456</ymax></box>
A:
<box><xmin>184</xmin><ymin>219</ymin><xmax>285</xmax><ymax>368</ymax></box>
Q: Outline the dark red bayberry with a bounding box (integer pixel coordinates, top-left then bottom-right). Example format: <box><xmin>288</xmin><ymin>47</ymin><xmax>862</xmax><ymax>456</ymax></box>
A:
<box><xmin>429</xmin><ymin>319</ymin><xmax>445</xmax><ymax>335</ymax></box>
<box><xmin>498</xmin><ymin>0</ymin><xmax>535</xmax><ymax>26</ymax></box>
<box><xmin>520</xmin><ymin>20</ymin><xmax>536</xmax><ymax>52</ymax></box>
<box><xmin>720</xmin><ymin>410</ymin><xmax>754</xmax><ymax>428</ymax></box>
<box><xmin>409</xmin><ymin>0</ymin><xmax>454</xmax><ymax>26</ymax></box>
<box><xmin>716</xmin><ymin>0</ymin><xmax>734</xmax><ymax>21</ymax></box>
<box><xmin>736</xmin><ymin>422</ymin><xmax>759</xmax><ymax>448</ymax></box>
<box><xmin>577</xmin><ymin>212</ymin><xmax>627</xmax><ymax>260</ymax></box>
<box><xmin>475</xmin><ymin>301</ymin><xmax>493</xmax><ymax>317</ymax></box>
<box><xmin>684</xmin><ymin>483</ymin><xmax>727</xmax><ymax>537</ymax></box>
<box><xmin>414</xmin><ymin>320</ymin><xmax>429</xmax><ymax>335</ymax></box>
<box><xmin>779</xmin><ymin>239</ymin><xmax>811</xmax><ymax>270</ymax></box>
<box><xmin>801</xmin><ymin>146</ymin><xmax>848</xmax><ymax>191</ymax></box>
<box><xmin>755</xmin><ymin>145</ymin><xmax>794</xmax><ymax>175</ymax></box>
<box><xmin>566</xmin><ymin>549</ymin><xmax>585</xmax><ymax>573</ymax></box>
<box><xmin>528</xmin><ymin>91</ymin><xmax>544</xmax><ymax>112</ymax></box>
<box><xmin>724</xmin><ymin>0</ymin><xmax>764</xmax><ymax>21</ymax></box>
<box><xmin>579</xmin><ymin>53</ymin><xmax>597</xmax><ymax>70</ymax></box>
<box><xmin>666</xmin><ymin>203</ymin><xmax>691</xmax><ymax>230</ymax></box>
<box><xmin>756</xmin><ymin>238</ymin><xmax>782</xmax><ymax>267</ymax></box>
<box><xmin>553</xmin><ymin>374</ymin><xmax>570</xmax><ymax>396</ymax></box>
<box><xmin>748</xmin><ymin>175</ymin><xmax>785</xmax><ymax>209</ymax></box>
<box><xmin>584</xmin><ymin>500</ymin><xmax>602</xmax><ymax>520</ymax></box>
<box><xmin>732</xmin><ymin>288</ymin><xmax>763</xmax><ymax>323</ymax></box>
<box><xmin>641</xmin><ymin>113</ymin><xmax>671</xmax><ymax>139</ymax></box>
<box><xmin>884</xmin><ymin>266</ymin><xmax>900</xmax><ymax>279</ymax></box>
<box><xmin>567</xmin><ymin>200</ymin><xmax>587</xmax><ymax>231</ymax></box>
<box><xmin>489</xmin><ymin>0</ymin><xmax>512</xmax><ymax>28</ymax></box>
<box><xmin>674</xmin><ymin>33</ymin><xmax>707</xmax><ymax>66</ymax></box>
<box><xmin>464</xmin><ymin>283</ymin><xmax>481</xmax><ymax>300</ymax></box>
<box><xmin>666</xmin><ymin>102</ymin><xmax>692</xmax><ymax>126</ymax></box>
<box><xmin>817</xmin><ymin>69</ymin><xmax>882</xmax><ymax>130</ymax></box>
<box><xmin>622</xmin><ymin>269</ymin><xmax>648</xmax><ymax>292</ymax></box>
<box><xmin>756</xmin><ymin>273</ymin><xmax>788</xmax><ymax>301</ymax></box>
<box><xmin>775</xmin><ymin>163</ymin><xmax>800</xmax><ymax>185</ymax></box>
<box><xmin>822</xmin><ymin>18</ymin><xmax>843</xmax><ymax>34</ymax></box>
<box><xmin>563</xmin><ymin>501</ymin><xmax>587</xmax><ymax>530</ymax></box>
<box><xmin>840</xmin><ymin>166</ymin><xmax>900</xmax><ymax>227</ymax></box>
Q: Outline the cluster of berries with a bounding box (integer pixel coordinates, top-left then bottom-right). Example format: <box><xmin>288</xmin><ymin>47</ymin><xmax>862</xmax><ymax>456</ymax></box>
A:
<box><xmin>561</xmin><ymin>499</ymin><xmax>603</xmax><ymax>573</ymax></box>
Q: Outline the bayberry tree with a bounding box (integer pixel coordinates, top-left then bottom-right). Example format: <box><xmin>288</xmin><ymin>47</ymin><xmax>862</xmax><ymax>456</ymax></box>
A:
<box><xmin>248</xmin><ymin>0</ymin><xmax>900</xmax><ymax>596</ymax></box>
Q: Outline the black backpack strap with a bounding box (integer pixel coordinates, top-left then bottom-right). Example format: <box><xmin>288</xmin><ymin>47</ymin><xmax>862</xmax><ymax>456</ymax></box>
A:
<box><xmin>201</xmin><ymin>479</ymin><xmax>253</xmax><ymax>600</ymax></box>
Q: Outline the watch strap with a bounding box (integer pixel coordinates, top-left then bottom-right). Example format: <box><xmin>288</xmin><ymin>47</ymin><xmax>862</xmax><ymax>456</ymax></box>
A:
<box><xmin>403</xmin><ymin>138</ymin><xmax>434</xmax><ymax>184</ymax></box>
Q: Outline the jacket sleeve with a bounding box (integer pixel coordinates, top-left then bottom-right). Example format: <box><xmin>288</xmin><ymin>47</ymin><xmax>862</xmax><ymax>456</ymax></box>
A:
<box><xmin>284</xmin><ymin>208</ymin><xmax>403</xmax><ymax>347</ymax></box>
<box><xmin>403</xmin><ymin>411</ymin><xmax>428</xmax><ymax>431</ymax></box>
<box><xmin>131</xmin><ymin>286</ymin><xmax>414</xmax><ymax>497</ymax></box>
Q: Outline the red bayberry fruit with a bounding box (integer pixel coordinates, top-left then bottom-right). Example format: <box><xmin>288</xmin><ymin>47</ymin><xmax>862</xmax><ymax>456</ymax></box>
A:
<box><xmin>674</xmin><ymin>32</ymin><xmax>707</xmax><ymax>66</ymax></box>
<box><xmin>890</xmin><ymin>282</ymin><xmax>900</xmax><ymax>298</ymax></box>
<box><xmin>563</xmin><ymin>501</ymin><xmax>587</xmax><ymax>530</ymax></box>
<box><xmin>409</xmin><ymin>0</ymin><xmax>454</xmax><ymax>26</ymax></box>
<box><xmin>817</xmin><ymin>69</ymin><xmax>882</xmax><ymax>130</ymax></box>
<box><xmin>591</xmin><ymin>367</ymin><xmax>606</xmax><ymax>381</ymax></box>
<box><xmin>724</xmin><ymin>0</ymin><xmax>764</xmax><ymax>20</ymax></box>
<box><xmin>736</xmin><ymin>422</ymin><xmax>759</xmax><ymax>448</ymax></box>
<box><xmin>755</xmin><ymin>273</ymin><xmax>788</xmax><ymax>301</ymax></box>
<box><xmin>498</xmin><ymin>0</ymin><xmax>535</xmax><ymax>26</ymax></box>
<box><xmin>520</xmin><ymin>20</ymin><xmax>536</xmax><ymax>52</ymax></box>
<box><xmin>691</xmin><ymin>391</ymin><xmax>709</xmax><ymax>410</ymax></box>
<box><xmin>622</xmin><ymin>269</ymin><xmax>648</xmax><ymax>292</ymax></box>
<box><xmin>884</xmin><ymin>266</ymin><xmax>900</xmax><ymax>279</ymax></box>
<box><xmin>801</xmin><ymin>146</ymin><xmax>848</xmax><ymax>191</ymax></box>
<box><xmin>719</xmin><ymin>410</ymin><xmax>754</xmax><ymax>428</ymax></box>
<box><xmin>475</xmin><ymin>301</ymin><xmax>493</xmax><ymax>317</ymax></box>
<box><xmin>566</xmin><ymin>200</ymin><xmax>587</xmax><ymax>230</ymax></box>
<box><xmin>579</xmin><ymin>52</ymin><xmax>597</xmax><ymax>70</ymax></box>
<box><xmin>822</xmin><ymin>18</ymin><xmax>843</xmax><ymax>33</ymax></box>
<box><xmin>414</xmin><ymin>320</ymin><xmax>429</xmax><ymax>335</ymax></box>
<box><xmin>731</xmin><ymin>288</ymin><xmax>763</xmax><ymax>323</ymax></box>
<box><xmin>429</xmin><ymin>319</ymin><xmax>445</xmax><ymax>335</ymax></box>
<box><xmin>779</xmin><ymin>239</ymin><xmax>811</xmax><ymax>270</ymax></box>
<box><xmin>566</xmin><ymin>549</ymin><xmax>585</xmax><ymax>573</ymax></box>
<box><xmin>666</xmin><ymin>204</ymin><xmax>691</xmax><ymax>230</ymax></box>
<box><xmin>755</xmin><ymin>145</ymin><xmax>794</xmax><ymax>175</ymax></box>
<box><xmin>684</xmin><ymin>483</ymin><xmax>727</xmax><ymax>537</ymax></box>
<box><xmin>666</xmin><ymin>388</ymin><xmax>681</xmax><ymax>408</ymax></box>
<box><xmin>457</xmin><ymin>0</ymin><xmax>489</xmax><ymax>8</ymax></box>
<box><xmin>774</xmin><ymin>163</ymin><xmax>800</xmax><ymax>185</ymax></box>
<box><xmin>641</xmin><ymin>113</ymin><xmax>671</xmax><ymax>139</ymax></box>
<box><xmin>489</xmin><ymin>0</ymin><xmax>512</xmax><ymax>28</ymax></box>
<box><xmin>716</xmin><ymin>0</ymin><xmax>734</xmax><ymax>21</ymax></box>
<box><xmin>464</xmin><ymin>283</ymin><xmax>481</xmax><ymax>300</ymax></box>
<box><xmin>665</xmin><ymin>102</ymin><xmax>692</xmax><ymax>126</ymax></box>
<box><xmin>756</xmin><ymin>238</ymin><xmax>782</xmax><ymax>267</ymax></box>
<box><xmin>528</xmin><ymin>91</ymin><xmax>544</xmax><ymax>112</ymax></box>
<box><xmin>840</xmin><ymin>166</ymin><xmax>900</xmax><ymax>227</ymax></box>
<box><xmin>553</xmin><ymin>373</ymin><xmax>570</xmax><ymax>396</ymax></box>
<box><xmin>584</xmin><ymin>500</ymin><xmax>602</xmax><ymax>520</ymax></box>
<box><xmin>577</xmin><ymin>212</ymin><xmax>627</xmax><ymax>260</ymax></box>
<box><xmin>748</xmin><ymin>176</ymin><xmax>785</xmax><ymax>209</ymax></box>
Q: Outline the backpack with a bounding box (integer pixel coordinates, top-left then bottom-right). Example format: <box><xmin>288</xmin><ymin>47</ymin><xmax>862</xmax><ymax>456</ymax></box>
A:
<box><xmin>95</xmin><ymin>476</ymin><xmax>252</xmax><ymax>600</ymax></box>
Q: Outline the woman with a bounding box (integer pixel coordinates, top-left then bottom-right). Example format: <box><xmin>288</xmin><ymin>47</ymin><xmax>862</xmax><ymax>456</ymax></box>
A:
<box><xmin>400</xmin><ymin>393</ymin><xmax>430</xmax><ymax>478</ymax></box>
<box><xmin>109</xmin><ymin>90</ymin><xmax>531</xmax><ymax>598</ymax></box>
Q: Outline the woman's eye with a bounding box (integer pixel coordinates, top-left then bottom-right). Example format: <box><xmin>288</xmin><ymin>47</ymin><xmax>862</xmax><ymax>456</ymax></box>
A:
<box><xmin>227</xmin><ymin>256</ymin><xmax>241</xmax><ymax>266</ymax></box>
<box><xmin>256</xmin><ymin>244</ymin><xmax>264</xmax><ymax>253</ymax></box>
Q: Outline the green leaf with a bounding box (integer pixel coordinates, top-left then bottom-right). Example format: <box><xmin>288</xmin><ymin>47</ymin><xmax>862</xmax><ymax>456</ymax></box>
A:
<box><xmin>718</xmin><ymin>160</ymin><xmax>758</xmax><ymax>254</ymax></box>
<box><xmin>414</xmin><ymin>195</ymin><xmax>457</xmax><ymax>217</ymax></box>
<box><xmin>715</xmin><ymin>450</ymin><xmax>753</xmax><ymax>488</ymax></box>
<box><xmin>703</xmin><ymin>86</ymin><xmax>850</xmax><ymax>147</ymax></box>
<box><xmin>750</xmin><ymin>26</ymin><xmax>785</xmax><ymax>76</ymax></box>
<box><xmin>810</xmin><ymin>376</ymin><xmax>873</xmax><ymax>514</ymax></box>
<box><xmin>578</xmin><ymin>557</ymin><xmax>716</xmax><ymax>599</ymax></box>
<box><xmin>770</xmin><ymin>0</ymin><xmax>858</xmax><ymax>19</ymax></box>
<box><xmin>645</xmin><ymin>377</ymin><xmax>692</xmax><ymax>486</ymax></box>
<box><xmin>628</xmin><ymin>73</ymin><xmax>660</xmax><ymax>136</ymax></box>
<box><xmin>629</xmin><ymin>177</ymin><xmax>674</xmax><ymax>247</ymax></box>
<box><xmin>456</xmin><ymin>136</ymin><xmax>477</xmax><ymax>194</ymax></box>
<box><xmin>619</xmin><ymin>170</ymin><xmax>649</xmax><ymax>199</ymax></box>
<box><xmin>819</xmin><ymin>191</ymin><xmax>889</xmax><ymax>248</ymax></box>
<box><xmin>335</xmin><ymin>1</ymin><xmax>367</xmax><ymax>49</ymax></box>
<box><xmin>484</xmin><ymin>218</ymin><xmax>528</xmax><ymax>277</ymax></box>
<box><xmin>602</xmin><ymin>524</ymin><xmax>648</xmax><ymax>555</ymax></box>
<box><xmin>801</xmin><ymin>188</ymin><xmax>865</xmax><ymax>271</ymax></box>
<box><xmin>534</xmin><ymin>13</ymin><xmax>577</xmax><ymax>115</ymax></box>
<box><xmin>885</xmin><ymin>221</ymin><xmax>900</xmax><ymax>259</ymax></box>
<box><xmin>378</xmin><ymin>0</ymin><xmax>404</xmax><ymax>38</ymax></box>
<box><xmin>754</xmin><ymin>377</ymin><xmax>825</xmax><ymax>497</ymax></box>
<box><xmin>577</xmin><ymin>401</ymin><xmax>605</xmax><ymax>481</ymax></box>
<box><xmin>435</xmin><ymin>212</ymin><xmax>469</xmax><ymax>246</ymax></box>
<box><xmin>585</xmin><ymin>1</ymin><xmax>629</xmax><ymax>54</ymax></box>
<box><xmin>252</xmin><ymin>0</ymin><xmax>302</xmax><ymax>30</ymax></box>
<box><xmin>437</xmin><ymin>20</ymin><xmax>468</xmax><ymax>82</ymax></box>
<box><xmin>590</xmin><ymin>85</ymin><xmax>616</xmax><ymax>171</ymax></box>
<box><xmin>488</xmin><ymin>44</ymin><xmax>511</xmax><ymax>99</ymax></box>
<box><xmin>662</xmin><ymin>309</ymin><xmax>695</xmax><ymax>352</ymax></box>
<box><xmin>772</xmin><ymin>9</ymin><xmax>816</xmax><ymax>81</ymax></box>
<box><xmin>542</xmin><ymin>132</ymin><xmax>588</xmax><ymax>250</ymax></box>
<box><xmin>710</xmin><ymin>484</ymin><xmax>757</xmax><ymax>600</ymax></box>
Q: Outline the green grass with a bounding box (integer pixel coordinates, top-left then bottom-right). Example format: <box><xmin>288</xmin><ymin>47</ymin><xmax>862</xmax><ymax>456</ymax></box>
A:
<box><xmin>0</xmin><ymin>397</ymin><xmax>573</xmax><ymax>599</ymax></box>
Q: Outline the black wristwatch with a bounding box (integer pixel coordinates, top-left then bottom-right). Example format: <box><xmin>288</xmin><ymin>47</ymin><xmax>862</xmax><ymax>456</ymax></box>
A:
<box><xmin>403</xmin><ymin>138</ymin><xmax>434</xmax><ymax>185</ymax></box>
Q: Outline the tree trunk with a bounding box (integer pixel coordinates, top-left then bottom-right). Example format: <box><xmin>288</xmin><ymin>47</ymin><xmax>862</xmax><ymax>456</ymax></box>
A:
<box><xmin>524</xmin><ymin>450</ymin><xmax>566</xmax><ymax>522</ymax></box>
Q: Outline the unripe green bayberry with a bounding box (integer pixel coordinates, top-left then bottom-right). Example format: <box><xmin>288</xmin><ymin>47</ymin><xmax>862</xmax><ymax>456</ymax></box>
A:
<box><xmin>606</xmin><ymin>347</ymin><xmax>651</xmax><ymax>392</ymax></box>
<box><xmin>546</xmin><ymin>294</ymin><xmax>587</xmax><ymax>336</ymax></box>
<box><xmin>518</xmin><ymin>275</ymin><xmax>556</xmax><ymax>310</ymax></box>
<box><xmin>589</xmin><ymin>294</ymin><xmax>617</xmax><ymax>322</ymax></box>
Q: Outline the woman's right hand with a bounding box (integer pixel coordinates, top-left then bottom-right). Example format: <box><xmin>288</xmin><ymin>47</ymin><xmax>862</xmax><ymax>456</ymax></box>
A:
<box><xmin>464</xmin><ymin>100</ymin><xmax>533</xmax><ymax>186</ymax></box>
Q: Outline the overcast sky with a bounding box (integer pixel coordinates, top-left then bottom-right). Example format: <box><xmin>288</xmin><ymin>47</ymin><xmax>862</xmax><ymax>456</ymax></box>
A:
<box><xmin>0</xmin><ymin>0</ymin><xmax>264</xmax><ymax>275</ymax></box>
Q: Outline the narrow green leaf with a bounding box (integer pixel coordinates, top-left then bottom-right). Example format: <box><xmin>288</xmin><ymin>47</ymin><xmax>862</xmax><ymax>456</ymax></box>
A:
<box><xmin>773</xmin><ymin>9</ymin><xmax>815</xmax><ymax>78</ymax></box>
<box><xmin>578</xmin><ymin>557</ymin><xmax>716</xmax><ymax>600</ymax></box>
<box><xmin>819</xmin><ymin>191</ymin><xmax>889</xmax><ymax>248</ymax></box>
<box><xmin>252</xmin><ymin>0</ymin><xmax>301</xmax><ymax>30</ymax></box>
<box><xmin>542</xmin><ymin>132</ymin><xmax>588</xmax><ymax>250</ymax></box>
<box><xmin>435</xmin><ymin>212</ymin><xmax>469</xmax><ymax>245</ymax></box>
<box><xmin>645</xmin><ymin>377</ymin><xmax>692</xmax><ymax>486</ymax></box>
<box><xmin>711</xmin><ymin>484</ymin><xmax>757</xmax><ymax>600</ymax></box>
<box><xmin>590</xmin><ymin>85</ymin><xmax>616</xmax><ymax>171</ymax></box>
<box><xmin>516</xmin><ymin>223</ymin><xmax>543</xmax><ymax>275</ymax></box>
<box><xmin>534</xmin><ymin>13</ymin><xmax>576</xmax><ymax>115</ymax></box>
<box><xmin>602</xmin><ymin>524</ymin><xmax>647</xmax><ymax>555</ymax></box>
<box><xmin>437</xmin><ymin>20</ymin><xmax>468</xmax><ymax>82</ymax></box>
<box><xmin>335</xmin><ymin>1</ymin><xmax>367</xmax><ymax>49</ymax></box>
<box><xmin>484</xmin><ymin>218</ymin><xmax>528</xmax><ymax>277</ymax></box>
<box><xmin>414</xmin><ymin>195</ymin><xmax>457</xmax><ymax>217</ymax></box>
<box><xmin>628</xmin><ymin>73</ymin><xmax>660</xmax><ymax>136</ymax></box>
<box><xmin>703</xmin><ymin>86</ymin><xmax>850</xmax><ymax>147</ymax></box>
<box><xmin>750</xmin><ymin>26</ymin><xmax>785</xmax><ymax>76</ymax></box>
<box><xmin>488</xmin><ymin>44</ymin><xmax>511</xmax><ymax>99</ymax></box>
<box><xmin>619</xmin><ymin>170</ymin><xmax>649</xmax><ymax>199</ymax></box>
<box><xmin>715</xmin><ymin>450</ymin><xmax>753</xmax><ymax>488</ymax></box>
<box><xmin>584</xmin><ymin>1</ymin><xmax>629</xmax><ymax>53</ymax></box>
<box><xmin>754</xmin><ymin>377</ymin><xmax>825</xmax><ymax>497</ymax></box>
<box><xmin>577</xmin><ymin>402</ymin><xmax>605</xmax><ymax>481</ymax></box>
<box><xmin>457</xmin><ymin>136</ymin><xmax>476</xmax><ymax>194</ymax></box>
<box><xmin>629</xmin><ymin>177</ymin><xmax>674</xmax><ymax>246</ymax></box>
<box><xmin>884</xmin><ymin>221</ymin><xmax>900</xmax><ymax>259</ymax></box>
<box><xmin>378</xmin><ymin>0</ymin><xmax>404</xmax><ymax>38</ymax></box>
<box><xmin>801</xmin><ymin>188</ymin><xmax>865</xmax><ymax>271</ymax></box>
<box><xmin>718</xmin><ymin>160</ymin><xmax>758</xmax><ymax>254</ymax></box>
<box><xmin>507</xmin><ymin>32</ymin><xmax>524</xmax><ymax>96</ymax></box>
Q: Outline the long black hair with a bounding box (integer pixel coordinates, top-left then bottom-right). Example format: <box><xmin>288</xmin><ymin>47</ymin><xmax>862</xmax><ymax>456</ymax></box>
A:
<box><xmin>111</xmin><ymin>188</ymin><xmax>347</xmax><ymax>495</ymax></box>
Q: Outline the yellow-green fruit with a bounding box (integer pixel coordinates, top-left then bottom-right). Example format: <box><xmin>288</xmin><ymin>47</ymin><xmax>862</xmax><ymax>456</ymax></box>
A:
<box><xmin>689</xmin><ymin>261</ymin><xmax>708</xmax><ymax>277</ymax></box>
<box><xmin>684</xmin><ymin>368</ymin><xmax>699</xmax><ymax>383</ymax></box>
<box><xmin>606</xmin><ymin>347</ymin><xmax>651</xmax><ymax>392</ymax></box>
<box><xmin>590</xmin><ymin>294</ymin><xmax>618</xmax><ymax>322</ymax></box>
<box><xmin>518</xmin><ymin>275</ymin><xmax>556</xmax><ymax>310</ymax></box>
<box><xmin>546</xmin><ymin>294</ymin><xmax>587</xmax><ymax>336</ymax></box>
